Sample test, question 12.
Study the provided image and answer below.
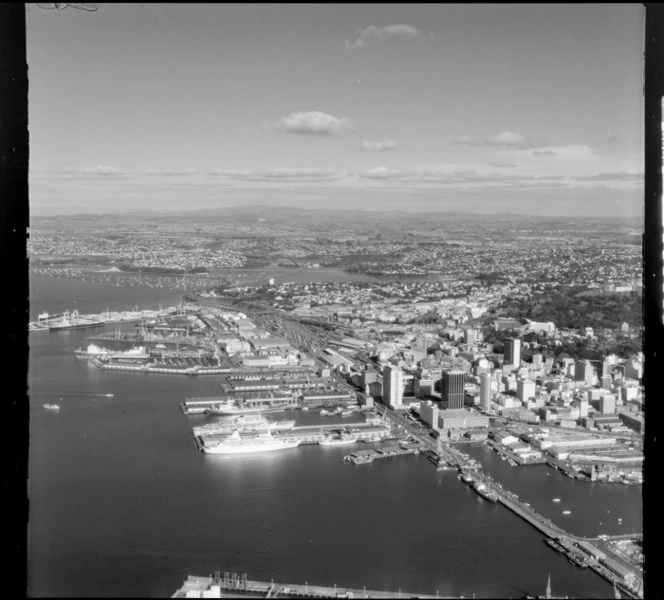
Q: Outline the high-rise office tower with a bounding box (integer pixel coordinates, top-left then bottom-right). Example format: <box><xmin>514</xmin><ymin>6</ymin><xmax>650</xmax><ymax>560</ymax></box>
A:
<box><xmin>480</xmin><ymin>372</ymin><xmax>492</xmax><ymax>411</ymax></box>
<box><xmin>517</xmin><ymin>378</ymin><xmax>536</xmax><ymax>403</ymax></box>
<box><xmin>464</xmin><ymin>328</ymin><xmax>478</xmax><ymax>346</ymax></box>
<box><xmin>574</xmin><ymin>360</ymin><xmax>594</xmax><ymax>385</ymax></box>
<box><xmin>441</xmin><ymin>369</ymin><xmax>465</xmax><ymax>410</ymax></box>
<box><xmin>382</xmin><ymin>365</ymin><xmax>403</xmax><ymax>409</ymax></box>
<box><xmin>599</xmin><ymin>393</ymin><xmax>616</xmax><ymax>415</ymax></box>
<box><xmin>504</xmin><ymin>338</ymin><xmax>521</xmax><ymax>367</ymax></box>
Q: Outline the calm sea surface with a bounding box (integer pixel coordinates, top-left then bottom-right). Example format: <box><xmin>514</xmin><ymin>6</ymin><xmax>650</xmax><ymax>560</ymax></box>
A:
<box><xmin>27</xmin><ymin>275</ymin><xmax>637</xmax><ymax>598</ymax></box>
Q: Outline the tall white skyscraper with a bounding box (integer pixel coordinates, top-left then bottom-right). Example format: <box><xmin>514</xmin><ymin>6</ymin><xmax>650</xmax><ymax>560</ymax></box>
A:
<box><xmin>480</xmin><ymin>372</ymin><xmax>492</xmax><ymax>411</ymax></box>
<box><xmin>382</xmin><ymin>365</ymin><xmax>403</xmax><ymax>409</ymax></box>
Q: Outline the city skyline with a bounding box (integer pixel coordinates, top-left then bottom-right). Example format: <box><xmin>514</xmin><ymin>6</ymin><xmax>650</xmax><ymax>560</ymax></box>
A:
<box><xmin>27</xmin><ymin>4</ymin><xmax>644</xmax><ymax>216</ymax></box>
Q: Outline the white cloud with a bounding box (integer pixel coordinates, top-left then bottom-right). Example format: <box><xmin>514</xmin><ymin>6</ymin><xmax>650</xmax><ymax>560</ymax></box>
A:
<box><xmin>345</xmin><ymin>24</ymin><xmax>423</xmax><ymax>50</ymax></box>
<box><xmin>210</xmin><ymin>168</ymin><xmax>345</xmax><ymax>183</ymax></box>
<box><xmin>572</xmin><ymin>172</ymin><xmax>643</xmax><ymax>182</ymax></box>
<box><xmin>277</xmin><ymin>111</ymin><xmax>354</xmax><ymax>137</ymax></box>
<box><xmin>450</xmin><ymin>134</ymin><xmax>474</xmax><ymax>145</ymax></box>
<box><xmin>485</xmin><ymin>131</ymin><xmax>526</xmax><ymax>147</ymax></box>
<box><xmin>360</xmin><ymin>140</ymin><xmax>397</xmax><ymax>152</ymax></box>
<box><xmin>450</xmin><ymin>132</ymin><xmax>549</xmax><ymax>149</ymax></box>
<box><xmin>489</xmin><ymin>161</ymin><xmax>518</xmax><ymax>168</ymax></box>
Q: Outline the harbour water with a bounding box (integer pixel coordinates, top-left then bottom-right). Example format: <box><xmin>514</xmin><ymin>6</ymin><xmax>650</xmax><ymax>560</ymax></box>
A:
<box><xmin>28</xmin><ymin>274</ymin><xmax>630</xmax><ymax>598</ymax></box>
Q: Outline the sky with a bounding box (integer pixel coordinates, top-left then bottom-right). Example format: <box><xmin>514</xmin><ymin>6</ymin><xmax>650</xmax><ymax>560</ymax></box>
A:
<box><xmin>27</xmin><ymin>4</ymin><xmax>644</xmax><ymax>216</ymax></box>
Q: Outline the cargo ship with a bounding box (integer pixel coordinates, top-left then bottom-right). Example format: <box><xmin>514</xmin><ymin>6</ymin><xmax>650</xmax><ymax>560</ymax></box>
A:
<box><xmin>193</xmin><ymin>414</ymin><xmax>296</xmax><ymax>436</ymax></box>
<box><xmin>204</xmin><ymin>400</ymin><xmax>298</xmax><ymax>416</ymax></box>
<box><xmin>45</xmin><ymin>310</ymin><xmax>106</xmax><ymax>331</ymax></box>
<box><xmin>201</xmin><ymin>430</ymin><xmax>301</xmax><ymax>454</ymax></box>
<box><xmin>472</xmin><ymin>481</ymin><xmax>498</xmax><ymax>502</ymax></box>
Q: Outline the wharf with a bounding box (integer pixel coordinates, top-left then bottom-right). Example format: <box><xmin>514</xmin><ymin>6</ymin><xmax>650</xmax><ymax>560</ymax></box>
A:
<box><xmin>344</xmin><ymin>442</ymin><xmax>425</xmax><ymax>464</ymax></box>
<box><xmin>172</xmin><ymin>573</ymin><xmax>445</xmax><ymax>598</ymax></box>
<box><xmin>356</xmin><ymin>405</ymin><xmax>644</xmax><ymax>597</ymax></box>
<box><xmin>487</xmin><ymin>440</ymin><xmax>547</xmax><ymax>466</ymax></box>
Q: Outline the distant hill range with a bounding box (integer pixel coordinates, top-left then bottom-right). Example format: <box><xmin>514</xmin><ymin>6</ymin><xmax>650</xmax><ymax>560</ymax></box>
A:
<box><xmin>30</xmin><ymin>204</ymin><xmax>641</xmax><ymax>231</ymax></box>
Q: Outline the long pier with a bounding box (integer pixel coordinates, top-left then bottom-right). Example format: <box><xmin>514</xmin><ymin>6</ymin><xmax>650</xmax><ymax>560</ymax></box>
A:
<box><xmin>172</xmin><ymin>572</ymin><xmax>446</xmax><ymax>598</ymax></box>
<box><xmin>377</xmin><ymin>405</ymin><xmax>644</xmax><ymax>598</ymax></box>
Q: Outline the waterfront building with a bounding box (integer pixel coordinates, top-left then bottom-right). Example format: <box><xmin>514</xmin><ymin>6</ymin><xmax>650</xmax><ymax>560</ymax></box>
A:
<box><xmin>441</xmin><ymin>369</ymin><xmax>465</xmax><ymax>410</ymax></box>
<box><xmin>438</xmin><ymin>408</ymin><xmax>490</xmax><ymax>431</ymax></box>
<box><xmin>504</xmin><ymin>338</ymin><xmax>521</xmax><ymax>367</ymax></box>
<box><xmin>382</xmin><ymin>365</ymin><xmax>404</xmax><ymax>409</ymax></box>
<box><xmin>479</xmin><ymin>372</ymin><xmax>492</xmax><ymax>411</ymax></box>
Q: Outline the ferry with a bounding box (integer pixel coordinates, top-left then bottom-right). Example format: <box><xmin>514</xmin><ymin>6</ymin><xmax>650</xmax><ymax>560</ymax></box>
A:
<box><xmin>202</xmin><ymin>430</ymin><xmax>301</xmax><ymax>455</ymax></box>
<box><xmin>43</xmin><ymin>404</ymin><xmax>60</xmax><ymax>411</ymax></box>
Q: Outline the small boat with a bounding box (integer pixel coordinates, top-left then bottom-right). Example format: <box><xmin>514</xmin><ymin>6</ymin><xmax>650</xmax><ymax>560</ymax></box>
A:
<box><xmin>43</xmin><ymin>404</ymin><xmax>60</xmax><ymax>411</ymax></box>
<box><xmin>320</xmin><ymin>436</ymin><xmax>358</xmax><ymax>446</ymax></box>
<box><xmin>562</xmin><ymin>510</ymin><xmax>571</xmax><ymax>515</ymax></box>
<box><xmin>553</xmin><ymin>498</ymin><xmax>561</xmax><ymax>503</ymax></box>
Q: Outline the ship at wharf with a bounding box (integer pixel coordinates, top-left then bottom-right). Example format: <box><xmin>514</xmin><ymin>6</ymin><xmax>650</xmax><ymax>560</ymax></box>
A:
<box><xmin>88</xmin><ymin>356</ymin><xmax>230</xmax><ymax>376</ymax></box>
<box><xmin>172</xmin><ymin>571</ymin><xmax>446</xmax><ymax>599</ymax></box>
<box><xmin>182</xmin><ymin>395</ymin><xmax>300</xmax><ymax>415</ymax></box>
<box><xmin>194</xmin><ymin>422</ymin><xmax>392</xmax><ymax>452</ymax></box>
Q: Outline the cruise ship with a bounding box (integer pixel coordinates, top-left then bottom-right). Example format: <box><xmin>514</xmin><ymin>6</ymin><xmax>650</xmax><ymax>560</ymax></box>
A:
<box><xmin>193</xmin><ymin>414</ymin><xmax>296</xmax><ymax>436</ymax></box>
<box><xmin>202</xmin><ymin>430</ymin><xmax>301</xmax><ymax>454</ymax></box>
<box><xmin>74</xmin><ymin>343</ymin><xmax>150</xmax><ymax>359</ymax></box>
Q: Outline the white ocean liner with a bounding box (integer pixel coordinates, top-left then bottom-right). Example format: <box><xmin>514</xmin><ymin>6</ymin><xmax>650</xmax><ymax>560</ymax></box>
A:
<box><xmin>202</xmin><ymin>430</ymin><xmax>301</xmax><ymax>454</ymax></box>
